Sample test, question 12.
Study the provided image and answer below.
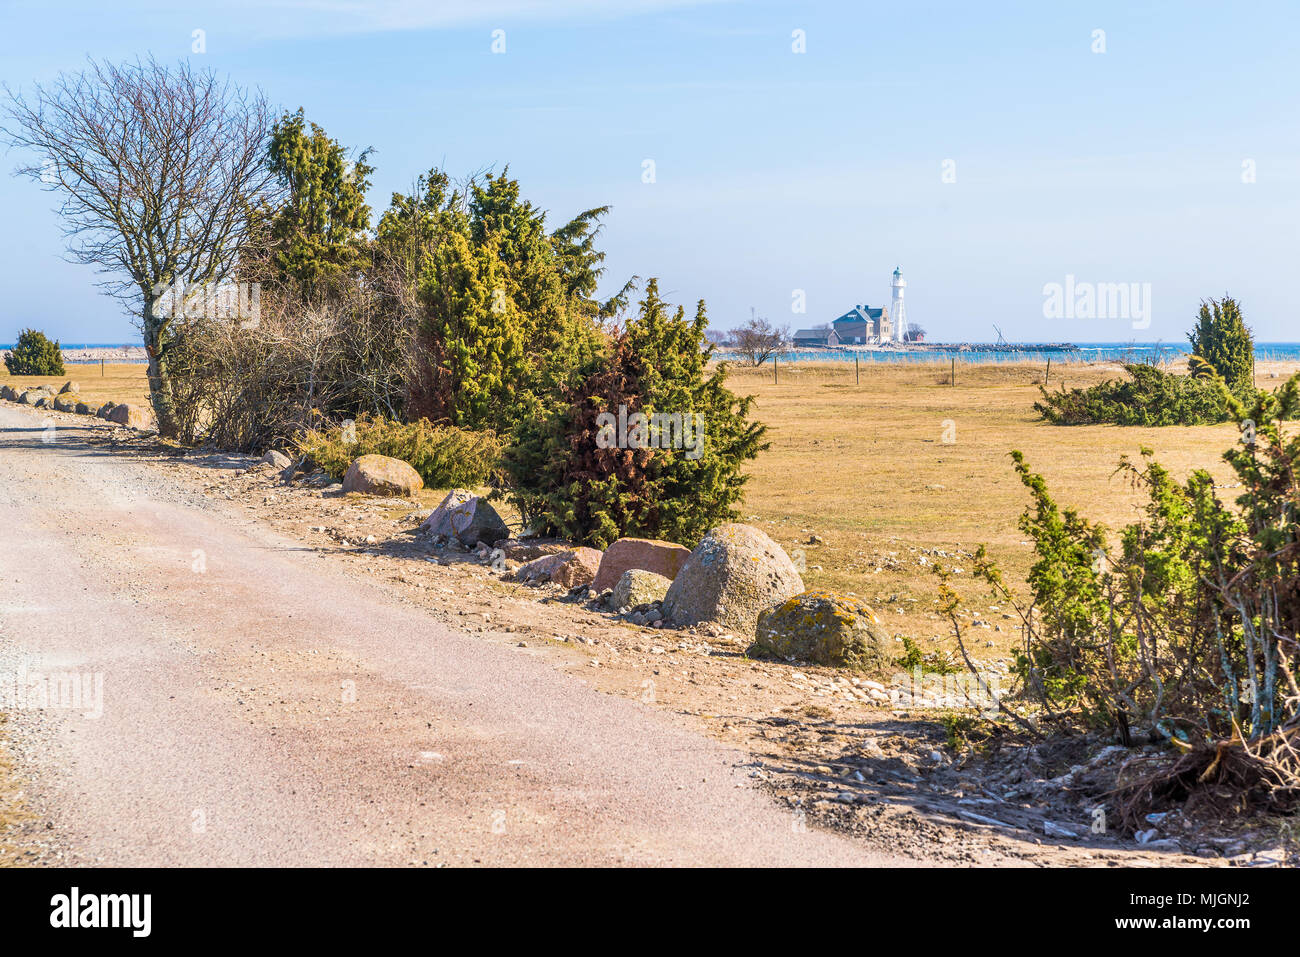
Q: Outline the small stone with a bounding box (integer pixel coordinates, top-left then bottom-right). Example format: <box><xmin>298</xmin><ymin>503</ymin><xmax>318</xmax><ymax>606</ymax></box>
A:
<box><xmin>1044</xmin><ymin>821</ymin><xmax>1079</xmax><ymax>839</ymax></box>
<box><xmin>261</xmin><ymin>449</ymin><xmax>292</xmax><ymax>470</ymax></box>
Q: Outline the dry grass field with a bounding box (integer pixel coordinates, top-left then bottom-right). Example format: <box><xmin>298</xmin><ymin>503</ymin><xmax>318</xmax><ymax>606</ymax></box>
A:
<box><xmin>12</xmin><ymin>355</ymin><xmax>1297</xmax><ymax>667</ymax></box>
<box><xmin>1</xmin><ymin>362</ymin><xmax>150</xmax><ymax>410</ymax></box>
<box><xmin>726</xmin><ymin>356</ymin><xmax>1300</xmax><ymax>662</ymax></box>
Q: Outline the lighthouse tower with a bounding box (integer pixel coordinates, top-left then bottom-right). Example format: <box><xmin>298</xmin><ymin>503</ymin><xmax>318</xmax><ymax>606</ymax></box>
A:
<box><xmin>890</xmin><ymin>266</ymin><xmax>908</xmax><ymax>343</ymax></box>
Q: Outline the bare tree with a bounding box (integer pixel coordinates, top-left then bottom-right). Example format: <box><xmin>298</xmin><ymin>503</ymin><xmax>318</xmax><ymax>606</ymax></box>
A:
<box><xmin>729</xmin><ymin>314</ymin><xmax>789</xmax><ymax>366</ymax></box>
<box><xmin>4</xmin><ymin>57</ymin><xmax>280</xmax><ymax>437</ymax></box>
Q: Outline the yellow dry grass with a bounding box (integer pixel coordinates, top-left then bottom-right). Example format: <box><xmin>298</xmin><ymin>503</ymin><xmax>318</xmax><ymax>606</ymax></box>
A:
<box><xmin>1</xmin><ymin>362</ymin><xmax>151</xmax><ymax>410</ymax></box>
<box><xmin>724</xmin><ymin>356</ymin><xmax>1300</xmax><ymax>659</ymax></box>
<box><xmin>18</xmin><ymin>356</ymin><xmax>1297</xmax><ymax>663</ymax></box>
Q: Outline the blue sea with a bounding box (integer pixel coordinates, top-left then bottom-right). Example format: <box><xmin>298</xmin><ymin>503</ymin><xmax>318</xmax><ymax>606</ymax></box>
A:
<box><xmin>749</xmin><ymin>342</ymin><xmax>1300</xmax><ymax>366</ymax></box>
<box><xmin>0</xmin><ymin>343</ymin><xmax>148</xmax><ymax>364</ymax></box>
<box><xmin>5</xmin><ymin>341</ymin><xmax>1300</xmax><ymax>367</ymax></box>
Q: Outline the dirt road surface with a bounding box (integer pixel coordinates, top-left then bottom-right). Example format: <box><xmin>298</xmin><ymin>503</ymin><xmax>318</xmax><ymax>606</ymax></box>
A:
<box><xmin>0</xmin><ymin>404</ymin><xmax>908</xmax><ymax>866</ymax></box>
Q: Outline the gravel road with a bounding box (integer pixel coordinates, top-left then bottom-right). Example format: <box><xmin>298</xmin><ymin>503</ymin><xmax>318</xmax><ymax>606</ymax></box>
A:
<box><xmin>0</xmin><ymin>404</ymin><xmax>903</xmax><ymax>866</ymax></box>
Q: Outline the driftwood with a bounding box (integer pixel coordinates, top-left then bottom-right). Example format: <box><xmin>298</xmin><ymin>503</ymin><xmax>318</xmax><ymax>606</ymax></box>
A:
<box><xmin>1112</xmin><ymin>719</ymin><xmax>1300</xmax><ymax>830</ymax></box>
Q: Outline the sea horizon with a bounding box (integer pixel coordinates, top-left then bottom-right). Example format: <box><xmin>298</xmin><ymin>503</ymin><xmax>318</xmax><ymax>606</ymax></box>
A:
<box><xmin>7</xmin><ymin>340</ymin><xmax>1300</xmax><ymax>367</ymax></box>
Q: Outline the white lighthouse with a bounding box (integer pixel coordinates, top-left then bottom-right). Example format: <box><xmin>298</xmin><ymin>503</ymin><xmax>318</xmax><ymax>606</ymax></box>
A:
<box><xmin>890</xmin><ymin>265</ymin><xmax>908</xmax><ymax>343</ymax></box>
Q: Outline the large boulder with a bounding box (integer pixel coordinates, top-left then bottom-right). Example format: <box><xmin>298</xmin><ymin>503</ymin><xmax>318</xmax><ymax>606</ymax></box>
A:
<box><xmin>593</xmin><ymin>537</ymin><xmax>692</xmax><ymax>592</ymax></box>
<box><xmin>661</xmin><ymin>523</ymin><xmax>804</xmax><ymax>636</ymax></box>
<box><xmin>58</xmin><ymin>381</ymin><xmax>79</xmax><ymax>394</ymax></box>
<box><xmin>611</xmin><ymin>569</ymin><xmax>672</xmax><ymax>611</ymax></box>
<box><xmin>421</xmin><ymin>489</ymin><xmax>508</xmax><ymax>546</ymax></box>
<box><xmin>53</xmin><ymin>394</ymin><xmax>80</xmax><ymax>413</ymax></box>
<box><xmin>74</xmin><ymin>401</ymin><xmax>92</xmax><ymax>415</ymax></box>
<box><xmin>261</xmin><ymin>449</ymin><xmax>292</xmax><ymax>470</ymax></box>
<box><xmin>514</xmin><ymin>547</ymin><xmax>602</xmax><ymax>588</ymax></box>
<box><xmin>0</xmin><ymin>385</ymin><xmax>16</xmax><ymax>401</ymax></box>
<box><xmin>96</xmin><ymin>402</ymin><xmax>117</xmax><ymax>420</ymax></box>
<box><xmin>750</xmin><ymin>590</ymin><xmax>890</xmax><ymax>670</ymax></box>
<box><xmin>108</xmin><ymin>403</ymin><xmax>152</xmax><ymax>429</ymax></box>
<box><xmin>19</xmin><ymin>388</ymin><xmax>52</xmax><ymax>405</ymax></box>
<box><xmin>342</xmin><ymin>454</ymin><xmax>423</xmax><ymax>497</ymax></box>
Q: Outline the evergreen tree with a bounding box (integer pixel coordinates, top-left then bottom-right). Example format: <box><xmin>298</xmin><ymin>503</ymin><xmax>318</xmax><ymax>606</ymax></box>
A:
<box><xmin>417</xmin><ymin>228</ymin><xmax>526</xmax><ymax>430</ymax></box>
<box><xmin>1189</xmin><ymin>295</ymin><xmax>1254</xmax><ymax>397</ymax></box>
<box><xmin>399</xmin><ymin>168</ymin><xmax>604</xmax><ymax>432</ymax></box>
<box><xmin>504</xmin><ymin>279</ymin><xmax>768</xmax><ymax>548</ymax></box>
<box><xmin>266</xmin><ymin>109</ymin><xmax>373</xmax><ymax>291</ymax></box>
<box><xmin>374</xmin><ymin>168</ymin><xmax>453</xmax><ymax>276</ymax></box>
<box><xmin>4</xmin><ymin>328</ymin><xmax>65</xmax><ymax>376</ymax></box>
<box><xmin>631</xmin><ymin>288</ymin><xmax>768</xmax><ymax>545</ymax></box>
<box><xmin>550</xmin><ymin>206</ymin><xmax>611</xmax><ymax>307</ymax></box>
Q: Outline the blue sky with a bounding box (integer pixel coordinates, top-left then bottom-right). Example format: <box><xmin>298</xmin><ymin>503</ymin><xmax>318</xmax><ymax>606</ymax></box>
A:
<box><xmin>1</xmin><ymin>0</ymin><xmax>1297</xmax><ymax>344</ymax></box>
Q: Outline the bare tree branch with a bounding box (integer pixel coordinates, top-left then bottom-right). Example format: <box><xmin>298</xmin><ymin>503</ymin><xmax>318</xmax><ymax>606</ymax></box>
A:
<box><xmin>3</xmin><ymin>57</ymin><xmax>282</xmax><ymax>436</ymax></box>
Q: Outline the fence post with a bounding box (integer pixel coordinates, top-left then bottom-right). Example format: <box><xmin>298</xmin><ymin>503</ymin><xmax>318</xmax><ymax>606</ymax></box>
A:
<box><xmin>951</xmin><ymin>357</ymin><xmax>956</xmax><ymax>386</ymax></box>
<box><xmin>855</xmin><ymin>354</ymin><xmax>859</xmax><ymax>384</ymax></box>
<box><xmin>1045</xmin><ymin>357</ymin><xmax>1051</xmax><ymax>385</ymax></box>
<box><xmin>773</xmin><ymin>353</ymin><xmax>777</xmax><ymax>384</ymax></box>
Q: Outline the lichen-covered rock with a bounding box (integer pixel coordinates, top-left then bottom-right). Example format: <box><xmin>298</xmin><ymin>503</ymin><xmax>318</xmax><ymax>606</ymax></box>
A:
<box><xmin>661</xmin><ymin>523</ymin><xmax>804</xmax><ymax>636</ymax></box>
<box><xmin>750</xmin><ymin>589</ymin><xmax>890</xmax><ymax>670</ymax></box>
<box><xmin>593</xmin><ymin>537</ymin><xmax>691</xmax><ymax>592</ymax></box>
<box><xmin>53</xmin><ymin>394</ymin><xmax>80</xmax><ymax>412</ymax></box>
<box><xmin>421</xmin><ymin>489</ymin><xmax>509</xmax><ymax>546</ymax></box>
<box><xmin>342</xmin><ymin>454</ymin><xmax>423</xmax><ymax>497</ymax></box>
<box><xmin>514</xmin><ymin>547</ymin><xmax>602</xmax><ymax>588</ymax></box>
<box><xmin>19</xmin><ymin>388</ymin><xmax>52</xmax><ymax>405</ymax></box>
<box><xmin>74</xmin><ymin>401</ymin><xmax>91</xmax><ymax>415</ymax></box>
<box><xmin>612</xmin><ymin>569</ymin><xmax>672</xmax><ymax>612</ymax></box>
<box><xmin>0</xmin><ymin>385</ymin><xmax>17</xmax><ymax>401</ymax></box>
<box><xmin>96</xmin><ymin>402</ymin><xmax>117</xmax><ymax>420</ymax></box>
<box><xmin>58</xmin><ymin>381</ymin><xmax>79</xmax><ymax>394</ymax></box>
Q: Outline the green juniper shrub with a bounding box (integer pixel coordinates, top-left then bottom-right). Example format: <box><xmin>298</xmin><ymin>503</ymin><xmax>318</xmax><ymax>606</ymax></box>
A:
<box><xmin>297</xmin><ymin>414</ymin><xmax>502</xmax><ymax>489</ymax></box>
<box><xmin>968</xmin><ymin>372</ymin><xmax>1300</xmax><ymax>749</ymax></box>
<box><xmin>1189</xmin><ymin>295</ymin><xmax>1255</xmax><ymax>398</ymax></box>
<box><xmin>896</xmin><ymin>636</ymin><xmax>962</xmax><ymax>675</ymax></box>
<box><xmin>1035</xmin><ymin>296</ymin><xmax>1258</xmax><ymax>426</ymax></box>
<box><xmin>502</xmin><ymin>279</ymin><xmax>768</xmax><ymax>548</ymax></box>
<box><xmin>1034</xmin><ymin>363</ymin><xmax>1233</xmax><ymax>426</ymax></box>
<box><xmin>4</xmin><ymin>328</ymin><xmax>65</xmax><ymax>376</ymax></box>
